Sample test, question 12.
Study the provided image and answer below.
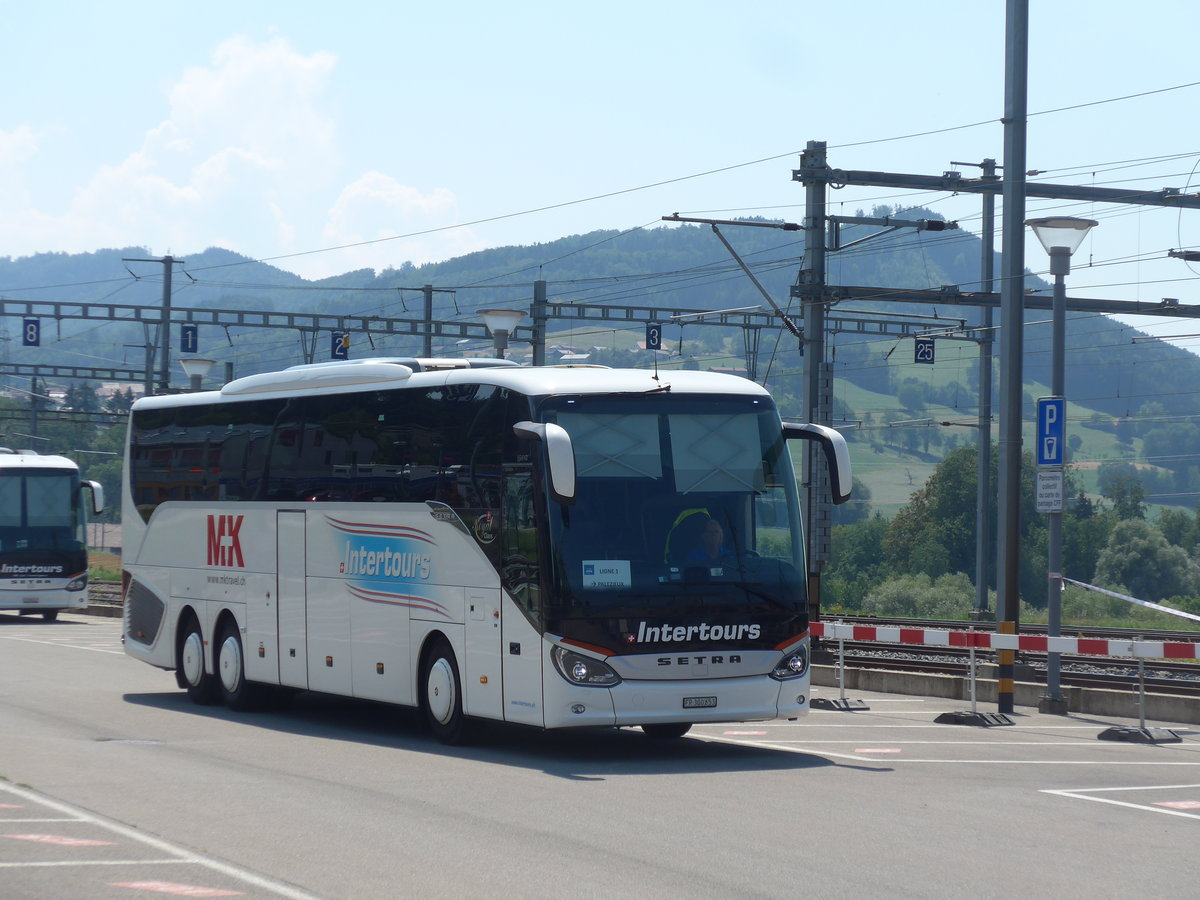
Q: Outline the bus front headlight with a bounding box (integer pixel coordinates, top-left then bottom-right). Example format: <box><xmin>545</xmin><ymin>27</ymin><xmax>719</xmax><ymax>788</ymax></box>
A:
<box><xmin>65</xmin><ymin>574</ymin><xmax>89</xmax><ymax>592</ymax></box>
<box><xmin>770</xmin><ymin>646</ymin><xmax>809</xmax><ymax>680</ymax></box>
<box><xmin>552</xmin><ymin>646</ymin><xmax>621</xmax><ymax>687</ymax></box>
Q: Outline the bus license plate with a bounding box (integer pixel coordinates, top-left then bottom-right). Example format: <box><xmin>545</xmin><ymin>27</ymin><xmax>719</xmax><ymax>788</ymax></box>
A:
<box><xmin>683</xmin><ymin>696</ymin><xmax>717</xmax><ymax>709</ymax></box>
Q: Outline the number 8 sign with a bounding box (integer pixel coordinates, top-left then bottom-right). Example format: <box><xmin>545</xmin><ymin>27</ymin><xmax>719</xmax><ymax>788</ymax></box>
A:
<box><xmin>22</xmin><ymin>318</ymin><xmax>40</xmax><ymax>347</ymax></box>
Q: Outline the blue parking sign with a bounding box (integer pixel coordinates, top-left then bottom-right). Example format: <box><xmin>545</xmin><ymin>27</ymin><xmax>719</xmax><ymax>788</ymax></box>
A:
<box><xmin>1036</xmin><ymin>397</ymin><xmax>1064</xmax><ymax>466</ymax></box>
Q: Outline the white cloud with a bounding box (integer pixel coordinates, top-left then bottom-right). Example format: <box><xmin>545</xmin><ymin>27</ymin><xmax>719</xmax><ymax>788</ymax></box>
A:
<box><xmin>0</xmin><ymin>33</ymin><xmax>482</xmax><ymax>278</ymax></box>
<box><xmin>314</xmin><ymin>171</ymin><xmax>484</xmax><ymax>276</ymax></box>
<box><xmin>0</xmin><ymin>34</ymin><xmax>341</xmax><ymax>263</ymax></box>
<box><xmin>0</xmin><ymin>125</ymin><xmax>38</xmax><ymax>166</ymax></box>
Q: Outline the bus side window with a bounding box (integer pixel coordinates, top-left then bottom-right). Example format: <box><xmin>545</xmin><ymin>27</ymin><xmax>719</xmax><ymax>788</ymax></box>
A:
<box><xmin>502</xmin><ymin>469</ymin><xmax>540</xmax><ymax>616</ymax></box>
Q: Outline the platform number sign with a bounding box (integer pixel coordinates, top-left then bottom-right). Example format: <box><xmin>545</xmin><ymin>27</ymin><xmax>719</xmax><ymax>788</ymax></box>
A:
<box><xmin>180</xmin><ymin>323</ymin><xmax>199</xmax><ymax>354</ymax></box>
<box><xmin>646</xmin><ymin>322</ymin><xmax>662</xmax><ymax>352</ymax></box>
<box><xmin>22</xmin><ymin>318</ymin><xmax>40</xmax><ymax>347</ymax></box>
<box><xmin>331</xmin><ymin>332</ymin><xmax>350</xmax><ymax>360</ymax></box>
<box><xmin>914</xmin><ymin>337</ymin><xmax>935</xmax><ymax>365</ymax></box>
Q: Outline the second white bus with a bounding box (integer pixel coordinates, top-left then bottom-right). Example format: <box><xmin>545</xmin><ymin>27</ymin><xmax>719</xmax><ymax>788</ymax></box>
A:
<box><xmin>0</xmin><ymin>448</ymin><xmax>104</xmax><ymax>620</ymax></box>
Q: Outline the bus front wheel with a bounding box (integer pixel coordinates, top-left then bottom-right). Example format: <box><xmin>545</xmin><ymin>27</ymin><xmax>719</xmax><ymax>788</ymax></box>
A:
<box><xmin>177</xmin><ymin>615</ymin><xmax>218</xmax><ymax>705</ymax></box>
<box><xmin>421</xmin><ymin>637</ymin><xmax>470</xmax><ymax>745</ymax></box>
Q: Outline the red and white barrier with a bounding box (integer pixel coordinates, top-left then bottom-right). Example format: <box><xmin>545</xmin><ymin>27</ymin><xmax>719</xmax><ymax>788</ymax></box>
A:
<box><xmin>810</xmin><ymin>621</ymin><xmax>1200</xmax><ymax>660</ymax></box>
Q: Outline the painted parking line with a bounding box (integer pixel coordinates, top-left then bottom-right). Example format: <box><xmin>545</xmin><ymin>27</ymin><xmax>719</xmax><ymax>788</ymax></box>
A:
<box><xmin>0</xmin><ymin>633</ymin><xmax>124</xmax><ymax>655</ymax></box>
<box><xmin>3</xmin><ymin>834</ymin><xmax>116</xmax><ymax>846</ymax></box>
<box><xmin>0</xmin><ymin>784</ymin><xmax>321</xmax><ymax>898</ymax></box>
<box><xmin>1042</xmin><ymin>784</ymin><xmax>1200</xmax><ymax>820</ymax></box>
<box><xmin>110</xmin><ymin>882</ymin><xmax>243</xmax><ymax>897</ymax></box>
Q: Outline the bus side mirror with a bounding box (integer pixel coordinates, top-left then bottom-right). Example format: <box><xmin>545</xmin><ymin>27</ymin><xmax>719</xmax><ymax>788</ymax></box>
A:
<box><xmin>513</xmin><ymin>421</ymin><xmax>576</xmax><ymax>505</ymax></box>
<box><xmin>782</xmin><ymin>423</ymin><xmax>852</xmax><ymax>505</ymax></box>
<box><xmin>84</xmin><ymin>480</ymin><xmax>105</xmax><ymax>516</ymax></box>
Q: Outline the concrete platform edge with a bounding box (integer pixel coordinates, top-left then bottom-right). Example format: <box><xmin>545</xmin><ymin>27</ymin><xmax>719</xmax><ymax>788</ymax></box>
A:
<box><xmin>812</xmin><ymin>664</ymin><xmax>1199</xmax><ymax>726</ymax></box>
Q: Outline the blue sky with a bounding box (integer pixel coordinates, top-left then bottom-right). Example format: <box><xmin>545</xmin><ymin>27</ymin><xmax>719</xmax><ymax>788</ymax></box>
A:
<box><xmin>3</xmin><ymin>1</ymin><xmax>1199</xmax><ymax>343</ymax></box>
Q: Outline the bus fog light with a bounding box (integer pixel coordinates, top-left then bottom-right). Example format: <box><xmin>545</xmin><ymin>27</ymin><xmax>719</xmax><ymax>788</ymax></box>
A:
<box><xmin>571</xmin><ymin>704</ymin><xmax>586</xmax><ymax>715</ymax></box>
<box><xmin>552</xmin><ymin>646</ymin><xmax>621</xmax><ymax>687</ymax></box>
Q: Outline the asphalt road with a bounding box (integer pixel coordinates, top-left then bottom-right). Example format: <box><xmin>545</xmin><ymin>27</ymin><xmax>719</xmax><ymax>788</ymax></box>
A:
<box><xmin>1</xmin><ymin>612</ymin><xmax>1198</xmax><ymax>900</ymax></box>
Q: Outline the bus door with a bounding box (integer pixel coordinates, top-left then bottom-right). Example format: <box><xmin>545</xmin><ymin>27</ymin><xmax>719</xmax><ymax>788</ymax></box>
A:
<box><xmin>464</xmin><ymin>587</ymin><xmax>503</xmax><ymax>720</ymax></box>
<box><xmin>500</xmin><ymin>467</ymin><xmax>544</xmax><ymax>726</ymax></box>
<box><xmin>276</xmin><ymin>510</ymin><xmax>309</xmax><ymax>688</ymax></box>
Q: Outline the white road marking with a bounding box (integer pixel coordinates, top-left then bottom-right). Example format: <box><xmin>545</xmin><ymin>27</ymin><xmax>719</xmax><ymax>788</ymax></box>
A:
<box><xmin>1042</xmin><ymin>784</ymin><xmax>1200</xmax><ymax>819</ymax></box>
<box><xmin>0</xmin><ymin>784</ymin><xmax>322</xmax><ymax>898</ymax></box>
<box><xmin>0</xmin><ymin>634</ymin><xmax>124</xmax><ymax>655</ymax></box>
<box><xmin>698</xmin><ymin>733</ymin><xmax>1200</xmax><ymax>765</ymax></box>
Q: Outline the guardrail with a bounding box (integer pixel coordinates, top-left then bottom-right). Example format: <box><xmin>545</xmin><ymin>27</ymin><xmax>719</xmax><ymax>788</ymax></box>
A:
<box><xmin>810</xmin><ymin>621</ymin><xmax>1200</xmax><ymax>660</ymax></box>
<box><xmin>809</xmin><ymin>620</ymin><xmax>1197</xmax><ymax>742</ymax></box>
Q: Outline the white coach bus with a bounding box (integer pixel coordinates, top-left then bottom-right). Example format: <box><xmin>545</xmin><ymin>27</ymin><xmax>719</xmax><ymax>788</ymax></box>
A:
<box><xmin>121</xmin><ymin>358</ymin><xmax>850</xmax><ymax>742</ymax></box>
<box><xmin>1</xmin><ymin>448</ymin><xmax>104</xmax><ymax>620</ymax></box>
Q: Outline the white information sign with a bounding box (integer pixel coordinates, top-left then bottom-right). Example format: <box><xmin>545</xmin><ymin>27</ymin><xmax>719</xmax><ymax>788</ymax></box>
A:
<box><xmin>1036</xmin><ymin>470</ymin><xmax>1064</xmax><ymax>513</ymax></box>
<box><xmin>582</xmin><ymin>560</ymin><xmax>631</xmax><ymax>589</ymax></box>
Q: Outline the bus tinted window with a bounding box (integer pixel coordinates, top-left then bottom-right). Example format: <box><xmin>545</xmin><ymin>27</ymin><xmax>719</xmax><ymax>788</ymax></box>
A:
<box><xmin>130</xmin><ymin>384</ymin><xmax>523</xmax><ymax>521</ymax></box>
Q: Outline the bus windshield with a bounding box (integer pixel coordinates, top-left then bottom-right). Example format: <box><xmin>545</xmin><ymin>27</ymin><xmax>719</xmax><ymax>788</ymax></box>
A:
<box><xmin>539</xmin><ymin>392</ymin><xmax>806</xmax><ymax>631</ymax></box>
<box><xmin>0</xmin><ymin>469</ymin><xmax>85</xmax><ymax>553</ymax></box>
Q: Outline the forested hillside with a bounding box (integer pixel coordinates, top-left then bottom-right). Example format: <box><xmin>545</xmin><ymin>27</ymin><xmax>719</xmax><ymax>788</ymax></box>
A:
<box><xmin>2</xmin><ymin>211</ymin><xmax>1199</xmax><ymax>556</ymax></box>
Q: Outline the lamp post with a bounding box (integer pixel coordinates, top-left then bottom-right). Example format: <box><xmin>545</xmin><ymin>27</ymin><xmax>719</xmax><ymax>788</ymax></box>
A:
<box><xmin>1026</xmin><ymin>215</ymin><xmax>1097</xmax><ymax>714</ymax></box>
<box><xmin>478</xmin><ymin>309</ymin><xmax>526</xmax><ymax>360</ymax></box>
<box><xmin>179</xmin><ymin>357</ymin><xmax>216</xmax><ymax>392</ymax></box>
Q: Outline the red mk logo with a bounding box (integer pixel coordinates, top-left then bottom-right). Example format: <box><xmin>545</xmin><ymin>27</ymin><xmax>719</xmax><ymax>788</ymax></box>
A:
<box><xmin>206</xmin><ymin>515</ymin><xmax>245</xmax><ymax>567</ymax></box>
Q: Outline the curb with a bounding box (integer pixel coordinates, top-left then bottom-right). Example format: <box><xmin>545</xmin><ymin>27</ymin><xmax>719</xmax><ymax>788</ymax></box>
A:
<box><xmin>812</xmin><ymin>664</ymin><xmax>1199</xmax><ymax>726</ymax></box>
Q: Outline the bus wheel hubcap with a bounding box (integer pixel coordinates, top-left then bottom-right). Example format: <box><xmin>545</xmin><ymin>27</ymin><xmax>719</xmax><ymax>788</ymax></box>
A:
<box><xmin>219</xmin><ymin>635</ymin><xmax>242</xmax><ymax>693</ymax></box>
<box><xmin>427</xmin><ymin>658</ymin><xmax>455</xmax><ymax>724</ymax></box>
<box><xmin>181</xmin><ymin>632</ymin><xmax>204</xmax><ymax>686</ymax></box>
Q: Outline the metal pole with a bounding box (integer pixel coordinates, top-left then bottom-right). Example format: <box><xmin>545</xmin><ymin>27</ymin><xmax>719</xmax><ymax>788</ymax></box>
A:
<box><xmin>996</xmin><ymin>0</ymin><xmax>1029</xmax><ymax>715</ymax></box>
<box><xmin>800</xmin><ymin>140</ymin><xmax>828</xmax><ymax>626</ymax></box>
<box><xmin>1042</xmin><ymin>247</ymin><xmax>1070</xmax><ymax>712</ymax></box>
<box><xmin>158</xmin><ymin>256</ymin><xmax>174</xmax><ymax>393</ymax></box>
<box><xmin>532</xmin><ymin>280</ymin><xmax>547</xmax><ymax>366</ymax></box>
<box><xmin>422</xmin><ymin>285</ymin><xmax>434</xmax><ymax>357</ymax></box>
<box><xmin>975</xmin><ymin>159</ymin><xmax>997</xmax><ymax>618</ymax></box>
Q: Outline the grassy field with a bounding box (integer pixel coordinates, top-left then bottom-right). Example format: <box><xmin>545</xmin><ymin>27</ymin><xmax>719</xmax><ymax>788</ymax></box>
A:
<box><xmin>89</xmin><ymin>550</ymin><xmax>121</xmax><ymax>581</ymax></box>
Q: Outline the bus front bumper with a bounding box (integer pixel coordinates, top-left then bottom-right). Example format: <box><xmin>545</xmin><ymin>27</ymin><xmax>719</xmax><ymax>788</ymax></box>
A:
<box><xmin>541</xmin><ymin>674</ymin><xmax>808</xmax><ymax>729</ymax></box>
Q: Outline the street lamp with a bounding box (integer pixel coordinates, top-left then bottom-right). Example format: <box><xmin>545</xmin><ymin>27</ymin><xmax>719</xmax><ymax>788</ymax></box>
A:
<box><xmin>178</xmin><ymin>357</ymin><xmax>216</xmax><ymax>392</ymax></box>
<box><xmin>1026</xmin><ymin>215</ymin><xmax>1097</xmax><ymax>714</ymax></box>
<box><xmin>478</xmin><ymin>309</ymin><xmax>526</xmax><ymax>359</ymax></box>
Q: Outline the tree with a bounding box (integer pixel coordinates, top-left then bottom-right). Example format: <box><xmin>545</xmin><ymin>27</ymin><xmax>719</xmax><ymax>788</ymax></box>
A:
<box><xmin>832</xmin><ymin>477</ymin><xmax>872</xmax><ymax>526</ymax></box>
<box><xmin>1158</xmin><ymin>506</ymin><xmax>1200</xmax><ymax>553</ymax></box>
<box><xmin>896</xmin><ymin>380</ymin><xmax>925</xmax><ymax>413</ymax></box>
<box><xmin>1094</xmin><ymin>519</ymin><xmax>1200</xmax><ymax>603</ymax></box>
<box><xmin>63</xmin><ymin>382</ymin><xmax>100</xmax><ymax>412</ymax></box>
<box><xmin>882</xmin><ymin>445</ymin><xmax>986</xmax><ymax>581</ymax></box>
<box><xmin>104</xmin><ymin>387</ymin><xmax>137</xmax><ymax>415</ymax></box>
<box><xmin>1097</xmin><ymin>460</ymin><xmax>1145</xmax><ymax>520</ymax></box>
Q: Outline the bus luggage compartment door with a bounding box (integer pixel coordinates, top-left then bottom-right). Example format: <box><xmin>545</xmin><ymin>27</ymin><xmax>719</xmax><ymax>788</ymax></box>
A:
<box><xmin>277</xmin><ymin>511</ymin><xmax>308</xmax><ymax>688</ymax></box>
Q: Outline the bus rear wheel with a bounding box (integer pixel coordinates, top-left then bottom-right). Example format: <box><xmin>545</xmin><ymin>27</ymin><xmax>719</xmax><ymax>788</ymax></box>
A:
<box><xmin>177</xmin><ymin>614</ymin><xmax>218</xmax><ymax>705</ymax></box>
<box><xmin>421</xmin><ymin>637</ymin><xmax>471</xmax><ymax>745</ymax></box>
<box><xmin>216</xmin><ymin>619</ymin><xmax>264</xmax><ymax>711</ymax></box>
<box><xmin>642</xmin><ymin>723</ymin><xmax>692</xmax><ymax>739</ymax></box>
